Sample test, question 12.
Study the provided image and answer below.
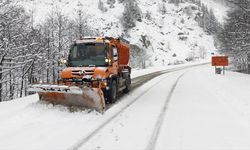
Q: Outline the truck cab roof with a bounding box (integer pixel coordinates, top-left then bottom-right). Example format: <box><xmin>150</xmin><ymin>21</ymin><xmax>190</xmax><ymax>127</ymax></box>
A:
<box><xmin>75</xmin><ymin>37</ymin><xmax>130</xmax><ymax>45</ymax></box>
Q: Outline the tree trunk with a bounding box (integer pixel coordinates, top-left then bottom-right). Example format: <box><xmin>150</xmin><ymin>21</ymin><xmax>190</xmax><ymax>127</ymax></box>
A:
<box><xmin>20</xmin><ymin>77</ymin><xmax>24</xmax><ymax>98</ymax></box>
<box><xmin>20</xmin><ymin>67</ymin><xmax>25</xmax><ymax>98</ymax></box>
<box><xmin>47</xmin><ymin>35</ymin><xmax>50</xmax><ymax>83</ymax></box>
<box><xmin>0</xmin><ymin>51</ymin><xmax>7</xmax><ymax>102</ymax></box>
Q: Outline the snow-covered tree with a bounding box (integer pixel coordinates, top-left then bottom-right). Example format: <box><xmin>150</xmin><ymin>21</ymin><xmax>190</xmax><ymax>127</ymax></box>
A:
<box><xmin>98</xmin><ymin>0</ymin><xmax>107</xmax><ymax>12</ymax></box>
<box><xmin>107</xmin><ymin>0</ymin><xmax>116</xmax><ymax>8</ymax></box>
<box><xmin>216</xmin><ymin>0</ymin><xmax>250</xmax><ymax>72</ymax></box>
<box><xmin>0</xmin><ymin>3</ymin><xmax>43</xmax><ymax>100</ymax></box>
<box><xmin>121</xmin><ymin>0</ymin><xmax>142</xmax><ymax>30</ymax></box>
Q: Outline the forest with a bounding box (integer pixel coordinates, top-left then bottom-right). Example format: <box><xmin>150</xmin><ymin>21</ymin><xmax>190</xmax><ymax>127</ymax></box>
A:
<box><xmin>0</xmin><ymin>0</ymin><xmax>145</xmax><ymax>102</ymax></box>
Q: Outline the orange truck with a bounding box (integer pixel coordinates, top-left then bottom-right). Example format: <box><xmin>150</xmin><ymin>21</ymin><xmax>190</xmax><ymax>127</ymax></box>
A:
<box><xmin>30</xmin><ymin>37</ymin><xmax>131</xmax><ymax>112</ymax></box>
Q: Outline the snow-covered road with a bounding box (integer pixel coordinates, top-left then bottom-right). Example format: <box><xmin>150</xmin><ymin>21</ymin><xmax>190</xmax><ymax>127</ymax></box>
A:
<box><xmin>1</xmin><ymin>65</ymin><xmax>250</xmax><ymax>150</ymax></box>
<box><xmin>79</xmin><ymin>66</ymin><xmax>250</xmax><ymax>150</ymax></box>
<box><xmin>79</xmin><ymin>69</ymin><xmax>187</xmax><ymax>150</ymax></box>
<box><xmin>155</xmin><ymin>66</ymin><xmax>250</xmax><ymax>150</ymax></box>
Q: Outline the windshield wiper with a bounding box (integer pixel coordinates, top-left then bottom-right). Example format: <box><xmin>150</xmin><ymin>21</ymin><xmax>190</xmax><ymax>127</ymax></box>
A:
<box><xmin>75</xmin><ymin>64</ymin><xmax>96</xmax><ymax>67</ymax></box>
<box><xmin>88</xmin><ymin>64</ymin><xmax>96</xmax><ymax>67</ymax></box>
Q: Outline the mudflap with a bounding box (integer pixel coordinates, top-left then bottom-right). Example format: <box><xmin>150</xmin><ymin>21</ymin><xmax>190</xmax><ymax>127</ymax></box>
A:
<box><xmin>30</xmin><ymin>85</ymin><xmax>105</xmax><ymax>113</ymax></box>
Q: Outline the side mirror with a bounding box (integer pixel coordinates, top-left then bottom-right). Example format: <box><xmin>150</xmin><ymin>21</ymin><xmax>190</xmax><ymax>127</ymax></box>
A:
<box><xmin>113</xmin><ymin>48</ymin><xmax>118</xmax><ymax>61</ymax></box>
<box><xmin>113</xmin><ymin>55</ymin><xmax>118</xmax><ymax>61</ymax></box>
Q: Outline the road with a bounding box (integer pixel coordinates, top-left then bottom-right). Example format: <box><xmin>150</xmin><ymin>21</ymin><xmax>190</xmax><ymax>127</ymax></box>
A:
<box><xmin>75</xmin><ymin>65</ymin><xmax>250</xmax><ymax>150</ymax></box>
<box><xmin>1</xmin><ymin>64</ymin><xmax>250</xmax><ymax>150</ymax></box>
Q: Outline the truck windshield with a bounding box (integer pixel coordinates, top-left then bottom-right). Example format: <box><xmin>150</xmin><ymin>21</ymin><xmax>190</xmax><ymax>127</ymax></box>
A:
<box><xmin>68</xmin><ymin>43</ymin><xmax>107</xmax><ymax>67</ymax></box>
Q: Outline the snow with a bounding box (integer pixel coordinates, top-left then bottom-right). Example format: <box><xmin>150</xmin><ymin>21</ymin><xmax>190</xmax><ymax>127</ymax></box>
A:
<box><xmin>80</xmin><ymin>70</ymin><xmax>185</xmax><ymax>150</ymax></box>
<box><xmin>77</xmin><ymin>65</ymin><xmax>250</xmax><ymax>150</ymax></box>
<box><xmin>131</xmin><ymin>59</ymin><xmax>209</xmax><ymax>79</ymax></box>
<box><xmin>129</xmin><ymin>1</ymin><xmax>217</xmax><ymax>65</ymax></box>
<box><xmin>0</xmin><ymin>62</ymin><xmax>204</xmax><ymax>149</ymax></box>
<box><xmin>200</xmin><ymin>0</ymin><xmax>228</xmax><ymax>23</ymax></box>
<box><xmin>0</xmin><ymin>95</ymin><xmax>101</xmax><ymax>149</ymax></box>
<box><xmin>0</xmin><ymin>0</ymin><xmax>242</xmax><ymax>149</ymax></box>
<box><xmin>1</xmin><ymin>65</ymin><xmax>250</xmax><ymax>149</ymax></box>
<box><xmin>16</xmin><ymin>0</ymin><xmax>216</xmax><ymax>66</ymax></box>
<box><xmin>155</xmin><ymin>66</ymin><xmax>250</xmax><ymax>149</ymax></box>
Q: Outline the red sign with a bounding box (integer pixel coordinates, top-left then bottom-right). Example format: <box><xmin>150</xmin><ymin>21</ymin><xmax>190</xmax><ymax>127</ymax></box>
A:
<box><xmin>212</xmin><ymin>56</ymin><xmax>229</xmax><ymax>66</ymax></box>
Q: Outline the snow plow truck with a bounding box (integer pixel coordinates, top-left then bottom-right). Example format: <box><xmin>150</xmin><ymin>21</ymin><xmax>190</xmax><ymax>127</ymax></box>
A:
<box><xmin>29</xmin><ymin>37</ymin><xmax>131</xmax><ymax>112</ymax></box>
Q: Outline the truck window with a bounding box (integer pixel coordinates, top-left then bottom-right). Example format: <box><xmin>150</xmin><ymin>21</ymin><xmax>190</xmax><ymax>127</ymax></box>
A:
<box><xmin>69</xmin><ymin>43</ymin><xmax>108</xmax><ymax>67</ymax></box>
<box><xmin>71</xmin><ymin>46</ymin><xmax>78</xmax><ymax>58</ymax></box>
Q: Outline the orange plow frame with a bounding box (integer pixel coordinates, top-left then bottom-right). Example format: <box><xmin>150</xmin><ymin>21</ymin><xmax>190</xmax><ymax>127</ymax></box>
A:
<box><xmin>29</xmin><ymin>84</ymin><xmax>105</xmax><ymax>112</ymax></box>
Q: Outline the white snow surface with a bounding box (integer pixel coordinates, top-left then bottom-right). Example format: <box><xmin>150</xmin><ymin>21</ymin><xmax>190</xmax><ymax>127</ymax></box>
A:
<box><xmin>131</xmin><ymin>59</ymin><xmax>209</xmax><ymax>79</ymax></box>
<box><xmin>1</xmin><ymin>64</ymin><xmax>250</xmax><ymax>149</ymax></box>
<box><xmin>81</xmin><ymin>66</ymin><xmax>250</xmax><ymax>150</ymax></box>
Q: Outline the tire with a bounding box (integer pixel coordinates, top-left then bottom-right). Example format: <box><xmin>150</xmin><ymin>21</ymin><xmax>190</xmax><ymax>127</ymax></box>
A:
<box><xmin>107</xmin><ymin>80</ymin><xmax>117</xmax><ymax>103</ymax></box>
<box><xmin>123</xmin><ymin>75</ymin><xmax>131</xmax><ymax>94</ymax></box>
<box><xmin>38</xmin><ymin>94</ymin><xmax>43</xmax><ymax>100</ymax></box>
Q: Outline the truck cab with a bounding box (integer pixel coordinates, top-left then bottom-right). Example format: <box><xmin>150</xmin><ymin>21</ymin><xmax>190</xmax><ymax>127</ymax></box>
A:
<box><xmin>60</xmin><ymin>37</ymin><xmax>131</xmax><ymax>103</ymax></box>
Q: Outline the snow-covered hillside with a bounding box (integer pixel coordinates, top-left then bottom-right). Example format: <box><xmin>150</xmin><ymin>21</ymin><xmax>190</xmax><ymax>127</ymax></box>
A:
<box><xmin>200</xmin><ymin>0</ymin><xmax>228</xmax><ymax>23</ymax></box>
<box><xmin>17</xmin><ymin>0</ymin><xmax>216</xmax><ymax>66</ymax></box>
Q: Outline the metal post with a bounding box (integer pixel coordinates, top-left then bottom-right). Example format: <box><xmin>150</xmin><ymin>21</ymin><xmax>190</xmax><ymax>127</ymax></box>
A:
<box><xmin>223</xmin><ymin>66</ymin><xmax>225</xmax><ymax>75</ymax></box>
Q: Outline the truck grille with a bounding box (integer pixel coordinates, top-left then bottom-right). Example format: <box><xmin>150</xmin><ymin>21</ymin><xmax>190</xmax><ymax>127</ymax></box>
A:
<box><xmin>84</xmin><ymin>70</ymin><xmax>94</xmax><ymax>75</ymax></box>
<box><xmin>71</xmin><ymin>70</ymin><xmax>94</xmax><ymax>76</ymax></box>
<box><xmin>71</xmin><ymin>70</ymin><xmax>82</xmax><ymax>76</ymax></box>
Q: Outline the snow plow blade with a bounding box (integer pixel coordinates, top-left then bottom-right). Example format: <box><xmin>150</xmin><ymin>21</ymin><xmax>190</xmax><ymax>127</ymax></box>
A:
<box><xmin>29</xmin><ymin>84</ymin><xmax>105</xmax><ymax>112</ymax></box>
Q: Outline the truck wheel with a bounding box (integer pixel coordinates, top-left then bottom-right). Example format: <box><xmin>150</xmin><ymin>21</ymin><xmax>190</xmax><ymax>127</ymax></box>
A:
<box><xmin>123</xmin><ymin>76</ymin><xmax>131</xmax><ymax>94</ymax></box>
<box><xmin>107</xmin><ymin>80</ymin><xmax>117</xmax><ymax>103</ymax></box>
<box><xmin>39</xmin><ymin>94</ymin><xmax>43</xmax><ymax>100</ymax></box>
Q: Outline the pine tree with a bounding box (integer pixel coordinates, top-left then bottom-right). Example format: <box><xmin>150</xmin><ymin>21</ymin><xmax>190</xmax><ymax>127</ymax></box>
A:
<box><xmin>98</xmin><ymin>0</ymin><xmax>107</xmax><ymax>12</ymax></box>
<box><xmin>121</xmin><ymin>0</ymin><xmax>142</xmax><ymax>30</ymax></box>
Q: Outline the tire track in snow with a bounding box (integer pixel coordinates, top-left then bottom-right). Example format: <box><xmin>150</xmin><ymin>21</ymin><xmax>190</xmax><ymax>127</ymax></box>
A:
<box><xmin>69</xmin><ymin>68</ymin><xmax>192</xmax><ymax>150</ymax></box>
<box><xmin>106</xmin><ymin>63</ymin><xmax>208</xmax><ymax>110</ymax></box>
<box><xmin>146</xmin><ymin>71</ymin><xmax>187</xmax><ymax>150</ymax></box>
<box><xmin>69</xmin><ymin>71</ymin><xmax>183</xmax><ymax>150</ymax></box>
